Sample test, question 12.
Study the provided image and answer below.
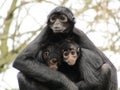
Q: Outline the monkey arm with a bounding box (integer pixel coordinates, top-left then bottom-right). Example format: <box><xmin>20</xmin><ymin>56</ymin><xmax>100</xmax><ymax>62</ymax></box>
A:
<box><xmin>13</xmin><ymin>30</ymin><xmax>78</xmax><ymax>90</ymax></box>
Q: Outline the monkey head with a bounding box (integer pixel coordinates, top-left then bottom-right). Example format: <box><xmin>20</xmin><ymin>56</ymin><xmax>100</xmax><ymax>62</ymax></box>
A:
<box><xmin>61</xmin><ymin>40</ymin><xmax>80</xmax><ymax>65</ymax></box>
<box><xmin>47</xmin><ymin>6</ymin><xmax>75</xmax><ymax>33</ymax></box>
<box><xmin>42</xmin><ymin>45</ymin><xmax>61</xmax><ymax>70</ymax></box>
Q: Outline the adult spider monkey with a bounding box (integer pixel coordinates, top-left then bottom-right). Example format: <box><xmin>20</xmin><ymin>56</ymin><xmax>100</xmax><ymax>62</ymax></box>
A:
<box><xmin>13</xmin><ymin>6</ymin><xmax>117</xmax><ymax>90</ymax></box>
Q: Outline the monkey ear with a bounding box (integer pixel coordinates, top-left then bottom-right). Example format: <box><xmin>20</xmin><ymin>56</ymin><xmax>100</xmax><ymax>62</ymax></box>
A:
<box><xmin>77</xmin><ymin>48</ymin><xmax>80</xmax><ymax>54</ymax></box>
<box><xmin>62</xmin><ymin>49</ymin><xmax>65</xmax><ymax>53</ymax></box>
<box><xmin>43</xmin><ymin>51</ymin><xmax>49</xmax><ymax>58</ymax></box>
<box><xmin>77</xmin><ymin>48</ymin><xmax>80</xmax><ymax>56</ymax></box>
<box><xmin>72</xmin><ymin>17</ymin><xmax>76</xmax><ymax>23</ymax></box>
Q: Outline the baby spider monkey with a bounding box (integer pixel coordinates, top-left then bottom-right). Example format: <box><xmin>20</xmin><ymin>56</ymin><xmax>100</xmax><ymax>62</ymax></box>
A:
<box><xmin>40</xmin><ymin>40</ymin><xmax>80</xmax><ymax>70</ymax></box>
<box><xmin>38</xmin><ymin>44</ymin><xmax>62</xmax><ymax>70</ymax></box>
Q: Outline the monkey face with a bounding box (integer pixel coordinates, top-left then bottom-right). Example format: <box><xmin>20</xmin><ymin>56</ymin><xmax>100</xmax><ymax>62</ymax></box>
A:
<box><xmin>63</xmin><ymin>48</ymin><xmax>80</xmax><ymax>65</ymax></box>
<box><xmin>47</xmin><ymin>6</ymin><xmax>75</xmax><ymax>34</ymax></box>
<box><xmin>43</xmin><ymin>51</ymin><xmax>59</xmax><ymax>70</ymax></box>
<box><xmin>49</xmin><ymin>13</ymin><xmax>70</xmax><ymax>33</ymax></box>
<box><xmin>42</xmin><ymin>45</ymin><xmax>61</xmax><ymax>70</ymax></box>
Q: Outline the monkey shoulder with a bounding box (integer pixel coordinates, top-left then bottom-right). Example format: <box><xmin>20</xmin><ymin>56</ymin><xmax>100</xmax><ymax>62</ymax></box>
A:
<box><xmin>80</xmin><ymin>48</ymin><xmax>104</xmax><ymax>70</ymax></box>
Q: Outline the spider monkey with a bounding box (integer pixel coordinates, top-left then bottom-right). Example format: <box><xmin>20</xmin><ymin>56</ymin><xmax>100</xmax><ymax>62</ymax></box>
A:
<box><xmin>13</xmin><ymin>6</ymin><xmax>117</xmax><ymax>90</ymax></box>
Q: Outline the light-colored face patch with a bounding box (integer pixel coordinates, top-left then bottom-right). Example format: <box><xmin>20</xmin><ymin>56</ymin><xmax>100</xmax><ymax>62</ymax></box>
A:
<box><xmin>49</xmin><ymin>14</ymin><xmax>69</xmax><ymax>33</ymax></box>
<box><xmin>63</xmin><ymin>48</ymin><xmax>79</xmax><ymax>66</ymax></box>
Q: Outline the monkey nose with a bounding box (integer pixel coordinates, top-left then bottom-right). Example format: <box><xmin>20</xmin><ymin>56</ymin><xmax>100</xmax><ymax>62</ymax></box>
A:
<box><xmin>51</xmin><ymin>58</ymin><xmax>57</xmax><ymax>63</ymax></box>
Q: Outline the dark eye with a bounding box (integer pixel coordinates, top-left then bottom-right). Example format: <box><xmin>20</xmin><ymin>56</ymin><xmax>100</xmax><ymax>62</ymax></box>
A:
<box><xmin>50</xmin><ymin>15</ymin><xmax>57</xmax><ymax>23</ymax></box>
<box><xmin>70</xmin><ymin>50</ymin><xmax>76</xmax><ymax>55</ymax></box>
<box><xmin>63</xmin><ymin>51</ymin><xmax>69</xmax><ymax>57</ymax></box>
<box><xmin>59</xmin><ymin>15</ymin><xmax>67</xmax><ymax>22</ymax></box>
<box><xmin>43</xmin><ymin>51</ymin><xmax>49</xmax><ymax>58</ymax></box>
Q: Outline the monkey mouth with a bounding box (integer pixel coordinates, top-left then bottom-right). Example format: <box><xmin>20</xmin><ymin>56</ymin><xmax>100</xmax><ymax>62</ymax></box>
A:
<box><xmin>53</xmin><ymin>29</ymin><xmax>64</xmax><ymax>33</ymax></box>
<box><xmin>67</xmin><ymin>62</ymin><xmax>75</xmax><ymax>65</ymax></box>
<box><xmin>52</xmin><ymin>27</ymin><xmax>66</xmax><ymax>33</ymax></box>
<box><xmin>65</xmin><ymin>60</ymin><xmax>76</xmax><ymax>66</ymax></box>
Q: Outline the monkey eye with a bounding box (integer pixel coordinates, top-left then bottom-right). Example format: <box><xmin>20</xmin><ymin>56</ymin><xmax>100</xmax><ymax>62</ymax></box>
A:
<box><xmin>59</xmin><ymin>15</ymin><xmax>68</xmax><ymax>22</ymax></box>
<box><xmin>77</xmin><ymin>48</ymin><xmax>80</xmax><ymax>51</ymax></box>
<box><xmin>63</xmin><ymin>51</ymin><xmax>69</xmax><ymax>57</ymax></box>
<box><xmin>50</xmin><ymin>15</ymin><xmax>57</xmax><ymax>23</ymax></box>
<box><xmin>70</xmin><ymin>50</ymin><xmax>76</xmax><ymax>55</ymax></box>
<box><xmin>43</xmin><ymin>51</ymin><xmax>49</xmax><ymax>58</ymax></box>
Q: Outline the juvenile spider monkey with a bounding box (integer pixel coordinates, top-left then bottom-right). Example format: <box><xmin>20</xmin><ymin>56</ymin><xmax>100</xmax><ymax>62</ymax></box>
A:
<box><xmin>39</xmin><ymin>44</ymin><xmax>62</xmax><ymax>70</ymax></box>
<box><xmin>41</xmin><ymin>40</ymin><xmax>80</xmax><ymax>70</ymax></box>
<box><xmin>60</xmin><ymin>40</ymin><xmax>80</xmax><ymax>66</ymax></box>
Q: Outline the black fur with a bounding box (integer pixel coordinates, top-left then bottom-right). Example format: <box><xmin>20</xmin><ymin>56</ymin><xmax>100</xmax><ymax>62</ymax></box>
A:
<box><xmin>13</xmin><ymin>6</ymin><xmax>117</xmax><ymax>90</ymax></box>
